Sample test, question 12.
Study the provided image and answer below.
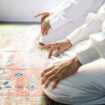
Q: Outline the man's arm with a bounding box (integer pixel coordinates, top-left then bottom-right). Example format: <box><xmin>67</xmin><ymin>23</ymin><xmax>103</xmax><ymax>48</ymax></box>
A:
<box><xmin>66</xmin><ymin>3</ymin><xmax>105</xmax><ymax>45</ymax></box>
<box><xmin>49</xmin><ymin>0</ymin><xmax>104</xmax><ymax>30</ymax></box>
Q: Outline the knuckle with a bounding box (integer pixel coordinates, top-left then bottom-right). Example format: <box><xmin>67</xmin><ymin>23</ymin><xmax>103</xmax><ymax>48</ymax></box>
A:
<box><xmin>47</xmin><ymin>79</ymin><xmax>51</xmax><ymax>83</ymax></box>
<box><xmin>58</xmin><ymin>75</ymin><xmax>63</xmax><ymax>79</ymax></box>
<box><xmin>48</xmin><ymin>77</ymin><xmax>52</xmax><ymax>81</ymax></box>
<box><xmin>43</xmin><ymin>70</ymin><xmax>46</xmax><ymax>73</ymax></box>
<box><xmin>46</xmin><ymin>80</ymin><xmax>50</xmax><ymax>85</ymax></box>
<box><xmin>57</xmin><ymin>77</ymin><xmax>61</xmax><ymax>82</ymax></box>
<box><xmin>41</xmin><ymin>71</ymin><xmax>44</xmax><ymax>74</ymax></box>
<box><xmin>44</xmin><ymin>75</ymin><xmax>47</xmax><ymax>78</ymax></box>
<box><xmin>44</xmin><ymin>74</ymin><xmax>49</xmax><ymax>78</ymax></box>
<box><xmin>43</xmin><ymin>77</ymin><xmax>46</xmax><ymax>81</ymax></box>
<box><xmin>48</xmin><ymin>78</ymin><xmax>51</xmax><ymax>81</ymax></box>
<box><xmin>42</xmin><ymin>71</ymin><xmax>46</xmax><ymax>75</ymax></box>
<box><xmin>54</xmin><ymin>81</ymin><xmax>58</xmax><ymax>85</ymax></box>
<box><xmin>53</xmin><ymin>66</ymin><xmax>58</xmax><ymax>70</ymax></box>
<box><xmin>41</xmin><ymin>72</ymin><xmax>44</xmax><ymax>76</ymax></box>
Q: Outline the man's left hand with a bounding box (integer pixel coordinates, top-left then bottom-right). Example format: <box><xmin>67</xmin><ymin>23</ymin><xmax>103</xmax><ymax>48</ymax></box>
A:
<box><xmin>41</xmin><ymin>57</ymin><xmax>82</xmax><ymax>89</ymax></box>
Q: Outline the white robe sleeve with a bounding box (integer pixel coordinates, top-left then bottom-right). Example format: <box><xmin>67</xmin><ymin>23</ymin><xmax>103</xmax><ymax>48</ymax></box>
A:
<box><xmin>49</xmin><ymin>0</ymin><xmax>71</xmax><ymax>14</ymax></box>
<box><xmin>77</xmin><ymin>31</ymin><xmax>105</xmax><ymax>65</ymax></box>
<box><xmin>49</xmin><ymin>0</ymin><xmax>104</xmax><ymax>30</ymax></box>
<box><xmin>66</xmin><ymin>3</ymin><xmax>105</xmax><ymax>45</ymax></box>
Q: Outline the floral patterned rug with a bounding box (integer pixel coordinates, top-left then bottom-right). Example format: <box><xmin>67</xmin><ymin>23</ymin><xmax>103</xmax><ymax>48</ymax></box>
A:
<box><xmin>0</xmin><ymin>24</ymin><xmax>66</xmax><ymax>105</ymax></box>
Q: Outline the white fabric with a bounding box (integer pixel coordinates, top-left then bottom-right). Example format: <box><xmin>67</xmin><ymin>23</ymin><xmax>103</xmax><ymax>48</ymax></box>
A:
<box><xmin>77</xmin><ymin>32</ymin><xmax>105</xmax><ymax>64</ymax></box>
<box><xmin>42</xmin><ymin>35</ymin><xmax>105</xmax><ymax>104</ymax></box>
<box><xmin>74</xmin><ymin>4</ymin><xmax>105</xmax><ymax>65</ymax></box>
<box><xmin>42</xmin><ymin>31</ymin><xmax>105</xmax><ymax>105</ymax></box>
<box><xmin>39</xmin><ymin>0</ymin><xmax>104</xmax><ymax>44</ymax></box>
<box><xmin>0</xmin><ymin>0</ymin><xmax>63</xmax><ymax>22</ymax></box>
<box><xmin>67</xmin><ymin>3</ymin><xmax>105</xmax><ymax>45</ymax></box>
<box><xmin>42</xmin><ymin>3</ymin><xmax>105</xmax><ymax>105</ymax></box>
<box><xmin>43</xmin><ymin>58</ymin><xmax>105</xmax><ymax>105</ymax></box>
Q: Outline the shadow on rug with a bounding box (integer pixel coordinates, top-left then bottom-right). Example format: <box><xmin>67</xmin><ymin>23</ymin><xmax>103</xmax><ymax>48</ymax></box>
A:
<box><xmin>41</xmin><ymin>96</ymin><xmax>67</xmax><ymax>105</ymax></box>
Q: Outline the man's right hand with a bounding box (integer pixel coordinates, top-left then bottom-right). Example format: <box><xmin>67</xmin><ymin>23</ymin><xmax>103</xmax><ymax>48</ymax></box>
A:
<box><xmin>41</xmin><ymin>39</ymin><xmax>72</xmax><ymax>58</ymax></box>
<box><xmin>35</xmin><ymin>12</ymin><xmax>51</xmax><ymax>24</ymax></box>
<box><xmin>35</xmin><ymin>12</ymin><xmax>51</xmax><ymax>36</ymax></box>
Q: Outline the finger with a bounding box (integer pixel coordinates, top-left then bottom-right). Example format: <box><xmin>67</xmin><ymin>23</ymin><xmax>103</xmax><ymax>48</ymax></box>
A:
<box><xmin>41</xmin><ymin>24</ymin><xmax>45</xmax><ymax>36</ymax></box>
<box><xmin>54</xmin><ymin>50</ymin><xmax>61</xmax><ymax>57</ymax></box>
<box><xmin>48</xmin><ymin>47</ymin><xmax>57</xmax><ymax>58</ymax></box>
<box><xmin>52</xmin><ymin>78</ymin><xmax>61</xmax><ymax>90</ymax></box>
<box><xmin>54</xmin><ymin>48</ymin><xmax>64</xmax><ymax>57</ymax></box>
<box><xmin>44</xmin><ymin>75</ymin><xmax>56</xmax><ymax>88</ymax></box>
<box><xmin>41</xmin><ymin>66</ymin><xmax>54</xmax><ymax>77</ymax></box>
<box><xmin>44</xmin><ymin>25</ymin><xmax>49</xmax><ymax>36</ymax></box>
<box><xmin>34</xmin><ymin>13</ymin><xmax>43</xmax><ymax>18</ymax></box>
<box><xmin>41</xmin><ymin>22</ymin><xmax>48</xmax><ymax>36</ymax></box>
<box><xmin>41</xmin><ymin>44</ymin><xmax>52</xmax><ymax>49</ymax></box>
<box><xmin>41</xmin><ymin>71</ymin><xmax>55</xmax><ymax>84</ymax></box>
<box><xmin>41</xmin><ymin>16</ymin><xmax>47</xmax><ymax>24</ymax></box>
<box><xmin>41</xmin><ymin>22</ymin><xmax>44</xmax><ymax>35</ymax></box>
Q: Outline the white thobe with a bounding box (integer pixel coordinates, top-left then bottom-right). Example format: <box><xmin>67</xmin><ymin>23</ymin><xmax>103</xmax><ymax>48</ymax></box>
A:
<box><xmin>43</xmin><ymin>3</ymin><xmax>105</xmax><ymax>105</ymax></box>
<box><xmin>39</xmin><ymin>0</ymin><xmax>105</xmax><ymax>44</ymax></box>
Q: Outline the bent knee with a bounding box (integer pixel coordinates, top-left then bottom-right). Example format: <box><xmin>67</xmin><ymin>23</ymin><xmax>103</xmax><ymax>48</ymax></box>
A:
<box><xmin>43</xmin><ymin>86</ymin><xmax>72</xmax><ymax>104</ymax></box>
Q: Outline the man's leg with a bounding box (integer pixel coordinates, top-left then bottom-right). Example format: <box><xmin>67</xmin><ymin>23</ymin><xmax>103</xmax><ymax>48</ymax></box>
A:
<box><xmin>43</xmin><ymin>58</ymin><xmax>105</xmax><ymax>105</ymax></box>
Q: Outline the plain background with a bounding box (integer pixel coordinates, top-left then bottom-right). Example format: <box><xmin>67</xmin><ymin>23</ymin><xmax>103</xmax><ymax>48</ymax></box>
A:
<box><xmin>0</xmin><ymin>0</ymin><xmax>64</xmax><ymax>22</ymax></box>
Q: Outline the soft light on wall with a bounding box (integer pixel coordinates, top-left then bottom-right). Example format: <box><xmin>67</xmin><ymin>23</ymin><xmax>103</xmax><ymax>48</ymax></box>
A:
<box><xmin>0</xmin><ymin>0</ymin><xmax>64</xmax><ymax>22</ymax></box>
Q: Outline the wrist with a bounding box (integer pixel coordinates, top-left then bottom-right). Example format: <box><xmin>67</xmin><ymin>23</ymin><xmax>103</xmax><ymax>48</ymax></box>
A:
<box><xmin>74</xmin><ymin>57</ymin><xmax>82</xmax><ymax>68</ymax></box>
<box><xmin>66</xmin><ymin>39</ymin><xmax>72</xmax><ymax>47</ymax></box>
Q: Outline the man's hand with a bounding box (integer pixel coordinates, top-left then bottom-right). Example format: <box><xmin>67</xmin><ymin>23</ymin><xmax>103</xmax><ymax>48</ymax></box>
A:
<box><xmin>41</xmin><ymin>57</ymin><xmax>82</xmax><ymax>89</ymax></box>
<box><xmin>41</xmin><ymin>39</ymin><xmax>72</xmax><ymax>58</ymax></box>
<box><xmin>35</xmin><ymin>12</ymin><xmax>51</xmax><ymax>36</ymax></box>
<box><xmin>41</xmin><ymin>19</ymin><xmax>51</xmax><ymax>36</ymax></box>
<box><xmin>35</xmin><ymin>12</ymin><xmax>51</xmax><ymax>24</ymax></box>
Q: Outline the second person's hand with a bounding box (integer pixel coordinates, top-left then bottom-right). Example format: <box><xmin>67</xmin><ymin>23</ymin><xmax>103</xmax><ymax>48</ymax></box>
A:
<box><xmin>41</xmin><ymin>39</ymin><xmax>72</xmax><ymax>58</ymax></box>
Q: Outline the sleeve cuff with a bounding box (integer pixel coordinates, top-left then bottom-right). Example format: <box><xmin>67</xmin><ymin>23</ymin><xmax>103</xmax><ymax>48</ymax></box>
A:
<box><xmin>49</xmin><ymin>15</ymin><xmax>56</xmax><ymax>30</ymax></box>
<box><xmin>66</xmin><ymin>37</ymin><xmax>76</xmax><ymax>45</ymax></box>
<box><xmin>49</xmin><ymin>14</ymin><xmax>61</xmax><ymax>30</ymax></box>
<box><xmin>77</xmin><ymin>46</ymin><xmax>100</xmax><ymax>65</ymax></box>
<box><xmin>66</xmin><ymin>25</ymin><xmax>86</xmax><ymax>45</ymax></box>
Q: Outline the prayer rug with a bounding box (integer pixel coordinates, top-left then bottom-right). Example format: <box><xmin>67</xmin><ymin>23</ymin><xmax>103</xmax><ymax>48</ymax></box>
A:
<box><xmin>0</xmin><ymin>24</ymin><xmax>66</xmax><ymax>105</ymax></box>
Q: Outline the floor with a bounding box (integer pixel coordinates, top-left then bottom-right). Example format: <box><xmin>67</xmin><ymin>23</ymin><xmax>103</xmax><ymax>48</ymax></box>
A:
<box><xmin>0</xmin><ymin>23</ymin><xmax>66</xmax><ymax>105</ymax></box>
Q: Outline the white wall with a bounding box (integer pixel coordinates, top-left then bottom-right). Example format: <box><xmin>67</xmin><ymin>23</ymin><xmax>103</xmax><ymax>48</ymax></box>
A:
<box><xmin>0</xmin><ymin>0</ymin><xmax>63</xmax><ymax>22</ymax></box>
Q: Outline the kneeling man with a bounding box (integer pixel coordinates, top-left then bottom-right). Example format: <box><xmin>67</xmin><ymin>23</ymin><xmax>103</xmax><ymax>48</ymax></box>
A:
<box><xmin>41</xmin><ymin>3</ymin><xmax>105</xmax><ymax>105</ymax></box>
<box><xmin>35</xmin><ymin>0</ymin><xmax>104</xmax><ymax>45</ymax></box>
